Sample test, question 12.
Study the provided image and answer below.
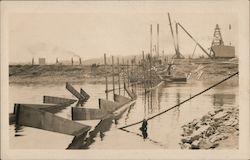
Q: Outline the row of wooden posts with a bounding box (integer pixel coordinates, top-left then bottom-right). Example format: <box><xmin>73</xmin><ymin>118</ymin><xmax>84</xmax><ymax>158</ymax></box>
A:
<box><xmin>103</xmin><ymin>51</ymin><xmax>167</xmax><ymax>97</ymax></box>
<box><xmin>9</xmin><ymin>52</ymin><xmax>166</xmax><ymax>140</ymax></box>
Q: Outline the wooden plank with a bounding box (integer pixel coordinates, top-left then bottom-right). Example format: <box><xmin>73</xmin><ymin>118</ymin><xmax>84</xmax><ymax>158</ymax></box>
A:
<box><xmin>14</xmin><ymin>104</ymin><xmax>91</xmax><ymax>136</ymax></box>
<box><xmin>146</xmin><ymin>81</ymin><xmax>164</xmax><ymax>92</ymax></box>
<box><xmin>80</xmin><ymin>88</ymin><xmax>90</xmax><ymax>101</ymax></box>
<box><xmin>66</xmin><ymin>82</ymin><xmax>85</xmax><ymax>100</ymax></box>
<box><xmin>114</xmin><ymin>94</ymin><xmax>131</xmax><ymax>104</ymax></box>
<box><xmin>43</xmin><ymin>96</ymin><xmax>77</xmax><ymax>104</ymax></box>
<box><xmin>14</xmin><ymin>103</ymin><xmax>73</xmax><ymax>114</ymax></box>
<box><xmin>113</xmin><ymin>100</ymin><xmax>136</xmax><ymax>118</ymax></box>
<box><xmin>127</xmin><ymin>60</ymin><xmax>130</xmax><ymax>86</ymax></box>
<box><xmin>39</xmin><ymin>102</ymin><xmax>74</xmax><ymax>113</ymax></box>
<box><xmin>9</xmin><ymin>102</ymin><xmax>74</xmax><ymax>124</ymax></box>
<box><xmin>98</xmin><ymin>98</ymin><xmax>120</xmax><ymax>112</ymax></box>
<box><xmin>72</xmin><ymin>100</ymin><xmax>135</xmax><ymax>121</ymax></box>
<box><xmin>72</xmin><ymin>95</ymin><xmax>134</xmax><ymax>121</ymax></box>
<box><xmin>124</xmin><ymin>83</ymin><xmax>137</xmax><ymax>100</ymax></box>
<box><xmin>72</xmin><ymin>108</ymin><xmax>109</xmax><ymax>120</ymax></box>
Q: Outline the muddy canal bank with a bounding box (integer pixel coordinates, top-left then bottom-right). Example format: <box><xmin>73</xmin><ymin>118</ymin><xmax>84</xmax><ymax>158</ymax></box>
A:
<box><xmin>9</xmin><ymin>58</ymin><xmax>238</xmax><ymax>85</ymax></box>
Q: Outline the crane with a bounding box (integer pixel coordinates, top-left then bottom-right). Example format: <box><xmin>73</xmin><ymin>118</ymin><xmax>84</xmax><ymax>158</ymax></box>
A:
<box><xmin>177</xmin><ymin>22</ymin><xmax>213</xmax><ymax>58</ymax></box>
<box><xmin>168</xmin><ymin>13</ymin><xmax>183</xmax><ymax>59</ymax></box>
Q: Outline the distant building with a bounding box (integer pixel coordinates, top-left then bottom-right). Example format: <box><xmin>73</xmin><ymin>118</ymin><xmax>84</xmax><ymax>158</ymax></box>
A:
<box><xmin>39</xmin><ymin>58</ymin><xmax>46</xmax><ymax>65</ymax></box>
<box><xmin>31</xmin><ymin>58</ymin><xmax>34</xmax><ymax>65</ymax></box>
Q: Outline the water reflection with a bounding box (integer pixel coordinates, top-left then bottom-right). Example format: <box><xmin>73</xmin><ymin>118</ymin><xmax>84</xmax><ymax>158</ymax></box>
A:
<box><xmin>124</xmin><ymin>104</ymin><xmax>135</xmax><ymax>123</ymax></box>
<box><xmin>68</xmin><ymin>103</ymin><xmax>135</xmax><ymax>149</ymax></box>
<box><xmin>76</xmin><ymin>100</ymin><xmax>85</xmax><ymax>107</ymax></box>
<box><xmin>10</xmin><ymin>81</ymin><xmax>238</xmax><ymax>149</ymax></box>
<box><xmin>14</xmin><ymin>124</ymin><xmax>24</xmax><ymax>137</ymax></box>
<box><xmin>213</xmin><ymin>94</ymin><xmax>235</xmax><ymax>106</ymax></box>
<box><xmin>174</xmin><ymin>92</ymin><xmax>181</xmax><ymax>122</ymax></box>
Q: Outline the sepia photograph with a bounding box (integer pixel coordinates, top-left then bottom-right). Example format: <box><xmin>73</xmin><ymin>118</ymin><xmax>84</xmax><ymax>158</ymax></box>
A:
<box><xmin>1</xmin><ymin>0</ymin><xmax>249</xmax><ymax>159</ymax></box>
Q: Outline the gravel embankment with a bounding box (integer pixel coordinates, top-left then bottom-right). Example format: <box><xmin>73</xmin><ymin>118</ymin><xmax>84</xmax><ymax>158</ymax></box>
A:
<box><xmin>179</xmin><ymin>105</ymin><xmax>239</xmax><ymax>149</ymax></box>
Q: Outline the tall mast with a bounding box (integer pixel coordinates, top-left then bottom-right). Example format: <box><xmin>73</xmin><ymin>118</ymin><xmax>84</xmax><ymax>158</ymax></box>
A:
<box><xmin>157</xmin><ymin>24</ymin><xmax>160</xmax><ymax>57</ymax></box>
<box><xmin>168</xmin><ymin>13</ymin><xmax>177</xmax><ymax>55</ymax></box>
<box><xmin>150</xmin><ymin>24</ymin><xmax>153</xmax><ymax>56</ymax></box>
<box><xmin>175</xmin><ymin>22</ymin><xmax>181</xmax><ymax>58</ymax></box>
<box><xmin>177</xmin><ymin>22</ymin><xmax>212</xmax><ymax>58</ymax></box>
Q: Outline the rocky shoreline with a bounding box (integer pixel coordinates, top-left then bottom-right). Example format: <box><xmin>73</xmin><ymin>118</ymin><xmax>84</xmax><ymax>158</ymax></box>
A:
<box><xmin>180</xmin><ymin>105</ymin><xmax>239</xmax><ymax>149</ymax></box>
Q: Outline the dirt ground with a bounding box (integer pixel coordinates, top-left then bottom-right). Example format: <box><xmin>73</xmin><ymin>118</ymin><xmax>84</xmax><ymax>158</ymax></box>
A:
<box><xmin>9</xmin><ymin>58</ymin><xmax>238</xmax><ymax>85</ymax></box>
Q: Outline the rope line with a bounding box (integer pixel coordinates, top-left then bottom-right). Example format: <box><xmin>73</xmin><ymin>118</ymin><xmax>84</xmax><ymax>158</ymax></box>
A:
<box><xmin>118</xmin><ymin>72</ymin><xmax>238</xmax><ymax>129</ymax></box>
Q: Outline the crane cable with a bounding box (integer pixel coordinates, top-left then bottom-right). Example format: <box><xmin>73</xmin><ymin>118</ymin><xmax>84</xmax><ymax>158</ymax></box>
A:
<box><xmin>118</xmin><ymin>72</ymin><xmax>238</xmax><ymax>130</ymax></box>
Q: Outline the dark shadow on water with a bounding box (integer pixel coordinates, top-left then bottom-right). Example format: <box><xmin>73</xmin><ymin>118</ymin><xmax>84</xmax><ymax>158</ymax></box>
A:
<box><xmin>67</xmin><ymin>117</ymin><xmax>113</xmax><ymax>149</ymax></box>
<box><xmin>67</xmin><ymin>101</ymin><xmax>136</xmax><ymax>149</ymax></box>
<box><xmin>213</xmin><ymin>93</ymin><xmax>235</xmax><ymax>106</ymax></box>
<box><xmin>14</xmin><ymin>134</ymin><xmax>24</xmax><ymax>137</ymax></box>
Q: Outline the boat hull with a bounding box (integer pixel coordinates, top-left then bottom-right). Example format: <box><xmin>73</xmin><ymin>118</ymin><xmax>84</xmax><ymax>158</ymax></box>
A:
<box><xmin>211</xmin><ymin>45</ymin><xmax>235</xmax><ymax>58</ymax></box>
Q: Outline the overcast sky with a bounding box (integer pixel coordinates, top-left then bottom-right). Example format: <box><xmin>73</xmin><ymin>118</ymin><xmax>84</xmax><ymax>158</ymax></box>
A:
<box><xmin>6</xmin><ymin>1</ymin><xmax>238</xmax><ymax>64</ymax></box>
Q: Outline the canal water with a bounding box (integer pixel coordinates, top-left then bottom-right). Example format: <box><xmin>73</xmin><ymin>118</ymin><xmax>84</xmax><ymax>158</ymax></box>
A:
<box><xmin>9</xmin><ymin>80</ymin><xmax>238</xmax><ymax>149</ymax></box>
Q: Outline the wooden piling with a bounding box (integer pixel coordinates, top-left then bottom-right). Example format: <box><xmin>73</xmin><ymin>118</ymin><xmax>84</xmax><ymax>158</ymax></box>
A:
<box><xmin>157</xmin><ymin>24</ymin><xmax>160</xmax><ymax>57</ymax></box>
<box><xmin>112</xmin><ymin>56</ymin><xmax>115</xmax><ymax>97</ymax></box>
<box><xmin>127</xmin><ymin>60</ymin><xmax>130</xmax><ymax>87</ymax></box>
<box><xmin>80</xmin><ymin>88</ymin><xmax>90</xmax><ymax>101</ymax></box>
<box><xmin>131</xmin><ymin>58</ymin><xmax>134</xmax><ymax>85</ymax></box>
<box><xmin>66</xmin><ymin>82</ymin><xmax>85</xmax><ymax>100</ymax></box>
<box><xmin>122</xmin><ymin>58</ymin><xmax>126</xmax><ymax>96</ymax></box>
<box><xmin>124</xmin><ymin>83</ymin><xmax>137</xmax><ymax>100</ymax></box>
<box><xmin>149</xmin><ymin>54</ymin><xmax>152</xmax><ymax>88</ymax></box>
<box><xmin>104</xmin><ymin>53</ymin><xmax>108</xmax><ymax>100</ymax></box>
<box><xmin>145</xmin><ymin>55</ymin><xmax>149</xmax><ymax>89</ymax></box>
<box><xmin>142</xmin><ymin>51</ymin><xmax>145</xmax><ymax>88</ymax></box>
<box><xmin>117</xmin><ymin>57</ymin><xmax>121</xmax><ymax>95</ymax></box>
<box><xmin>150</xmin><ymin>24</ymin><xmax>153</xmax><ymax>56</ymax></box>
<box><xmin>176</xmin><ymin>22</ymin><xmax>180</xmax><ymax>58</ymax></box>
